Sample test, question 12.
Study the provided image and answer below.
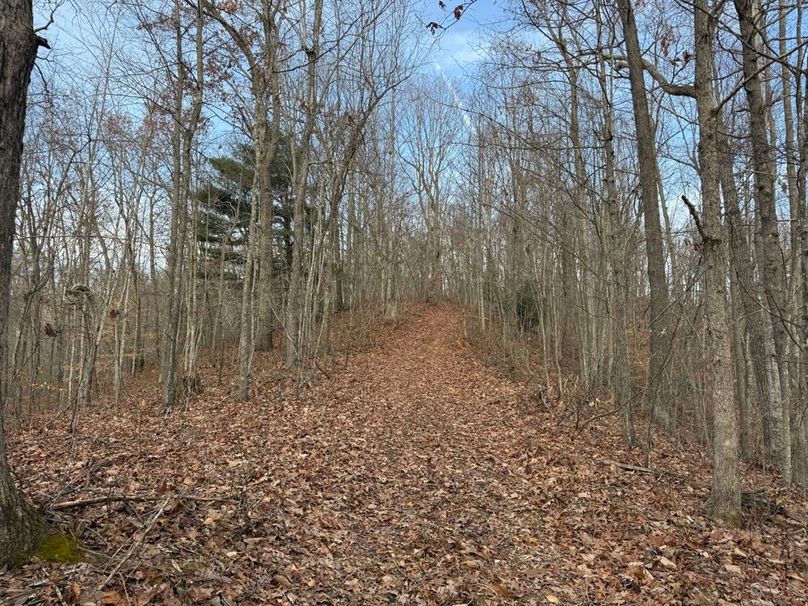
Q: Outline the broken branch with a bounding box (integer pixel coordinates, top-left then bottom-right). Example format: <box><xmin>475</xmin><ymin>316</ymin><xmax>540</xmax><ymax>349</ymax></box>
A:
<box><xmin>599</xmin><ymin>459</ymin><xmax>656</xmax><ymax>475</ymax></box>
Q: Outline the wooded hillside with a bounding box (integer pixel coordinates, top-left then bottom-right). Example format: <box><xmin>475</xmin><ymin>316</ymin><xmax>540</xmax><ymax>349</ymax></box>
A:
<box><xmin>0</xmin><ymin>0</ymin><xmax>806</xmax><ymax>603</ymax></box>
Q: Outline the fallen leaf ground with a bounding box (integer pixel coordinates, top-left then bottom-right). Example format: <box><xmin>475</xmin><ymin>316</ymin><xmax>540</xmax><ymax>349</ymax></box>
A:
<box><xmin>3</xmin><ymin>304</ymin><xmax>807</xmax><ymax>605</ymax></box>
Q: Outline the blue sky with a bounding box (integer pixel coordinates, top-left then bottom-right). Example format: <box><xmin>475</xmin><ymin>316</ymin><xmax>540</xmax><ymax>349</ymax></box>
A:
<box><xmin>420</xmin><ymin>0</ymin><xmax>509</xmax><ymax>73</ymax></box>
<box><xmin>33</xmin><ymin>1</ymin><xmax>507</xmax><ymax>81</ymax></box>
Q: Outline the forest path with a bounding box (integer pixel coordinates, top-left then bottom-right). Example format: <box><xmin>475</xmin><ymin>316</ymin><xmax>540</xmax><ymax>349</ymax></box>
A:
<box><xmin>7</xmin><ymin>304</ymin><xmax>805</xmax><ymax>605</ymax></box>
<box><xmin>258</xmin><ymin>303</ymin><xmax>549</xmax><ymax>602</ymax></box>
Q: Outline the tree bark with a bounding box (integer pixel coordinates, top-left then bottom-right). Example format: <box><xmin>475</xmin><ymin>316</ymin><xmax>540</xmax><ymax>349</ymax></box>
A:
<box><xmin>597</xmin><ymin>49</ymin><xmax>634</xmax><ymax>447</ymax></box>
<box><xmin>255</xmin><ymin>4</ymin><xmax>282</xmax><ymax>352</ymax></box>
<box><xmin>733</xmin><ymin>0</ymin><xmax>792</xmax><ymax>484</ymax></box>
<box><xmin>0</xmin><ymin>0</ymin><xmax>47</xmax><ymax>566</ymax></box>
<box><xmin>285</xmin><ymin>0</ymin><xmax>323</xmax><ymax>369</ymax></box>
<box><xmin>161</xmin><ymin>0</ymin><xmax>185</xmax><ymax>409</ymax></box>
<box><xmin>694</xmin><ymin>0</ymin><xmax>742</xmax><ymax>526</ymax></box>
<box><xmin>718</xmin><ymin>114</ymin><xmax>787</xmax><ymax>476</ymax></box>
<box><xmin>254</xmin><ymin>112</ymin><xmax>276</xmax><ymax>353</ymax></box>
<box><xmin>616</xmin><ymin>0</ymin><xmax>672</xmax><ymax>432</ymax></box>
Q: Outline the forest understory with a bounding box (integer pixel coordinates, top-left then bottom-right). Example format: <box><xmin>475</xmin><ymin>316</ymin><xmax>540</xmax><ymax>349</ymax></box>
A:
<box><xmin>1</xmin><ymin>304</ymin><xmax>806</xmax><ymax>606</ymax></box>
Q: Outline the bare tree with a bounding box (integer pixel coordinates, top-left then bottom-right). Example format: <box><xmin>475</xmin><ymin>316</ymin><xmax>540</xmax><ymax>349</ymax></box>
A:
<box><xmin>616</xmin><ymin>0</ymin><xmax>672</xmax><ymax>434</ymax></box>
<box><xmin>692</xmin><ymin>0</ymin><xmax>741</xmax><ymax>526</ymax></box>
<box><xmin>285</xmin><ymin>0</ymin><xmax>324</xmax><ymax>369</ymax></box>
<box><xmin>161</xmin><ymin>0</ymin><xmax>205</xmax><ymax>408</ymax></box>
<box><xmin>732</xmin><ymin>0</ymin><xmax>792</xmax><ymax>484</ymax></box>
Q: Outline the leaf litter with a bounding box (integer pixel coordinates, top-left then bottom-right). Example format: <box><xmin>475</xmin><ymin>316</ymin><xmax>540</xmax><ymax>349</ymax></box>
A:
<box><xmin>2</xmin><ymin>304</ymin><xmax>806</xmax><ymax>605</ymax></box>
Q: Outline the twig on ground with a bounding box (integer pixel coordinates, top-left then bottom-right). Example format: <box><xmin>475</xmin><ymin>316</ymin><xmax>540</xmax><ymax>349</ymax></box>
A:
<box><xmin>573</xmin><ymin>407</ymin><xmax>620</xmax><ymax>435</ymax></box>
<box><xmin>315</xmin><ymin>359</ymin><xmax>331</xmax><ymax>380</ymax></box>
<box><xmin>98</xmin><ymin>497</ymin><xmax>171</xmax><ymax>590</ymax></box>
<box><xmin>599</xmin><ymin>459</ymin><xmax>657</xmax><ymax>475</ymax></box>
<box><xmin>51</xmin><ymin>492</ymin><xmax>234</xmax><ymax>511</ymax></box>
<box><xmin>46</xmin><ymin>457</ymin><xmax>115</xmax><ymax>507</ymax></box>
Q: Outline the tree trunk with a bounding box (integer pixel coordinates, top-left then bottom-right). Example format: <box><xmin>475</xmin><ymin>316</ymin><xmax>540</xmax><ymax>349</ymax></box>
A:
<box><xmin>161</xmin><ymin>0</ymin><xmax>189</xmax><ymax>409</ymax></box>
<box><xmin>733</xmin><ymin>0</ymin><xmax>792</xmax><ymax>484</ymax></box>
<box><xmin>0</xmin><ymin>0</ymin><xmax>46</xmax><ymax>566</ymax></box>
<box><xmin>254</xmin><ymin>120</ymin><xmax>276</xmax><ymax>352</ymax></box>
<box><xmin>162</xmin><ymin>0</ymin><xmax>204</xmax><ymax>407</ymax></box>
<box><xmin>239</xmin><ymin>179</ymin><xmax>259</xmax><ymax>399</ymax></box>
<box><xmin>616</xmin><ymin>0</ymin><xmax>672</xmax><ymax>431</ymax></box>
<box><xmin>255</xmin><ymin>23</ymin><xmax>282</xmax><ymax>352</ymax></box>
<box><xmin>797</xmin><ymin>18</ymin><xmax>808</xmax><ymax>487</ymax></box>
<box><xmin>729</xmin><ymin>272</ymin><xmax>752</xmax><ymax>458</ymax></box>
<box><xmin>694</xmin><ymin>0</ymin><xmax>741</xmax><ymax>526</ymax></box>
<box><xmin>718</xmin><ymin>114</ymin><xmax>787</xmax><ymax>475</ymax></box>
<box><xmin>285</xmin><ymin>0</ymin><xmax>323</xmax><ymax>369</ymax></box>
<box><xmin>598</xmin><ymin>56</ymin><xmax>634</xmax><ymax>447</ymax></box>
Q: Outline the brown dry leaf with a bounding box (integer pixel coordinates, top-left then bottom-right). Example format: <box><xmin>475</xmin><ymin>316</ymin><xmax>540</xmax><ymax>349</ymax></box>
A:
<box><xmin>98</xmin><ymin>591</ymin><xmax>126</xmax><ymax>606</ymax></box>
<box><xmin>68</xmin><ymin>583</ymin><xmax>82</xmax><ymax>601</ymax></box>
<box><xmin>486</xmin><ymin>581</ymin><xmax>514</xmax><ymax>598</ymax></box>
<box><xmin>724</xmin><ymin>563</ymin><xmax>744</xmax><ymax>576</ymax></box>
<box><xmin>3</xmin><ymin>305</ymin><xmax>807</xmax><ymax>606</ymax></box>
<box><xmin>188</xmin><ymin>587</ymin><xmax>214</xmax><ymax>602</ymax></box>
<box><xmin>627</xmin><ymin>562</ymin><xmax>654</xmax><ymax>585</ymax></box>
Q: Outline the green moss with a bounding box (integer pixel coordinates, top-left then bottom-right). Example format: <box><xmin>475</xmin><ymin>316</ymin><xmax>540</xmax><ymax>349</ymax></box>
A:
<box><xmin>33</xmin><ymin>533</ymin><xmax>84</xmax><ymax>564</ymax></box>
